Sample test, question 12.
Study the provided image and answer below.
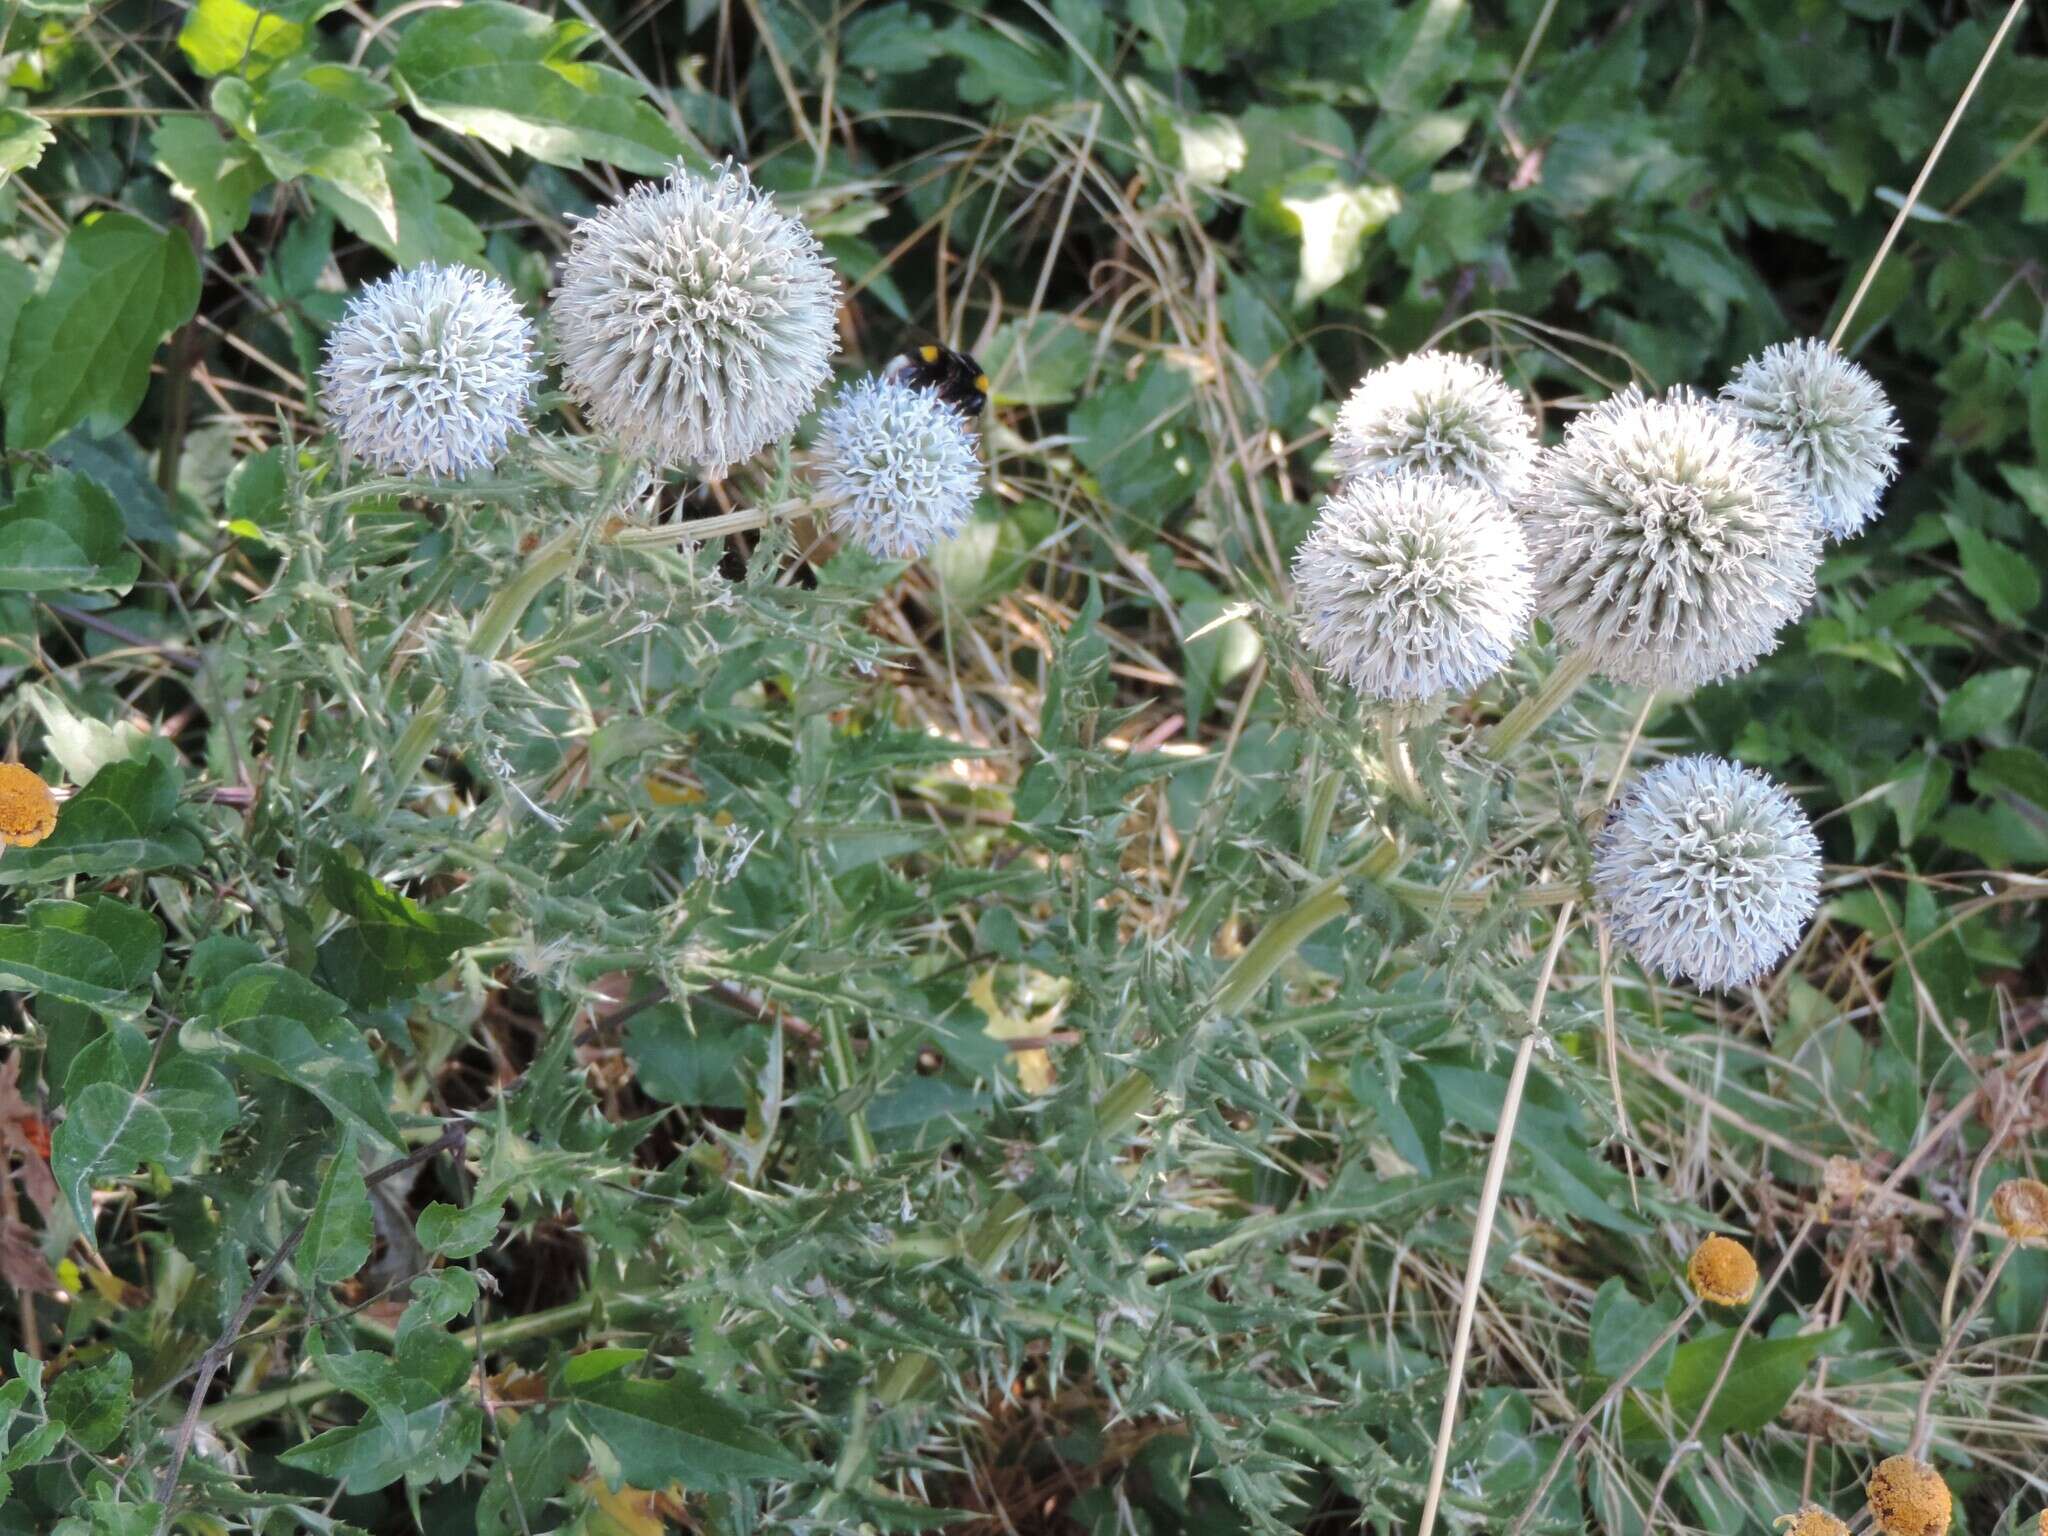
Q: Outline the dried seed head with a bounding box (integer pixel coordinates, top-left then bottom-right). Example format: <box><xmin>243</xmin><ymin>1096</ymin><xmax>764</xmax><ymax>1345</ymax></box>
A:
<box><xmin>0</xmin><ymin>763</ymin><xmax>57</xmax><ymax>849</ymax></box>
<box><xmin>1721</xmin><ymin>339</ymin><xmax>1902</xmax><ymax>540</ymax></box>
<box><xmin>1595</xmin><ymin>755</ymin><xmax>1821</xmax><ymax>992</ymax></box>
<box><xmin>1686</xmin><ymin>1233</ymin><xmax>1759</xmax><ymax>1306</ymax></box>
<box><xmin>319</xmin><ymin>263</ymin><xmax>539</xmax><ymax>480</ymax></box>
<box><xmin>811</xmin><ymin>375</ymin><xmax>982</xmax><ymax>559</ymax></box>
<box><xmin>1332</xmin><ymin>351</ymin><xmax>1538</xmax><ymax>498</ymax></box>
<box><xmin>1991</xmin><ymin>1177</ymin><xmax>2048</xmax><ymax>1242</ymax></box>
<box><xmin>552</xmin><ymin>160</ymin><xmax>839</xmax><ymax>475</ymax></box>
<box><xmin>1775</xmin><ymin>1505</ymin><xmax>1851</xmax><ymax>1536</ymax></box>
<box><xmin>1865</xmin><ymin>1455</ymin><xmax>1951</xmax><ymax>1536</ymax></box>
<box><xmin>1291</xmin><ymin>472</ymin><xmax>1534</xmax><ymax>704</ymax></box>
<box><xmin>1519</xmin><ymin>387</ymin><xmax>1819</xmax><ymax>689</ymax></box>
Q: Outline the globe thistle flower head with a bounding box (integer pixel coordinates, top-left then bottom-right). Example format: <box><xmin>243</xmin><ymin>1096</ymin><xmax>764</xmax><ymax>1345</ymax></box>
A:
<box><xmin>1721</xmin><ymin>339</ymin><xmax>1901</xmax><ymax>540</ymax></box>
<box><xmin>1991</xmin><ymin>1177</ymin><xmax>2048</xmax><ymax>1242</ymax></box>
<box><xmin>1865</xmin><ymin>1456</ymin><xmax>1950</xmax><ymax>1536</ymax></box>
<box><xmin>1595</xmin><ymin>755</ymin><xmax>1821</xmax><ymax>992</ymax></box>
<box><xmin>1686</xmin><ymin>1234</ymin><xmax>1759</xmax><ymax>1306</ymax></box>
<box><xmin>1291</xmin><ymin>472</ymin><xmax>1534</xmax><ymax>704</ymax></box>
<box><xmin>0</xmin><ymin>762</ymin><xmax>56</xmax><ymax>848</ymax></box>
<box><xmin>812</xmin><ymin>375</ymin><xmax>981</xmax><ymax>559</ymax></box>
<box><xmin>319</xmin><ymin>263</ymin><xmax>539</xmax><ymax>480</ymax></box>
<box><xmin>1519</xmin><ymin>387</ymin><xmax>1819</xmax><ymax>689</ymax></box>
<box><xmin>1331</xmin><ymin>350</ymin><xmax>1538</xmax><ymax>497</ymax></box>
<box><xmin>552</xmin><ymin>159</ymin><xmax>840</xmax><ymax>475</ymax></box>
<box><xmin>1776</xmin><ymin>1506</ymin><xmax>1850</xmax><ymax>1536</ymax></box>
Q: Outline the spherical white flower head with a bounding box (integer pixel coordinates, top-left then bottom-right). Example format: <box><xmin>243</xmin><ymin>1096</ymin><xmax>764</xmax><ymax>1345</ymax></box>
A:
<box><xmin>813</xmin><ymin>375</ymin><xmax>982</xmax><ymax>559</ymax></box>
<box><xmin>319</xmin><ymin>263</ymin><xmax>538</xmax><ymax>480</ymax></box>
<box><xmin>552</xmin><ymin>160</ymin><xmax>839</xmax><ymax>475</ymax></box>
<box><xmin>1595</xmin><ymin>755</ymin><xmax>1821</xmax><ymax>991</ymax></box>
<box><xmin>1520</xmin><ymin>387</ymin><xmax>1819</xmax><ymax>689</ymax></box>
<box><xmin>1292</xmin><ymin>472</ymin><xmax>1535</xmax><ymax>704</ymax></box>
<box><xmin>1720</xmin><ymin>338</ymin><xmax>1902</xmax><ymax>540</ymax></box>
<box><xmin>1332</xmin><ymin>350</ymin><xmax>1538</xmax><ymax>497</ymax></box>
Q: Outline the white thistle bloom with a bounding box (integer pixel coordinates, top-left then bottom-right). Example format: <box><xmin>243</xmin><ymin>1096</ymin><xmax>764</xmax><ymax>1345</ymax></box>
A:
<box><xmin>1332</xmin><ymin>350</ymin><xmax>1538</xmax><ymax>498</ymax></box>
<box><xmin>1720</xmin><ymin>338</ymin><xmax>1902</xmax><ymax>540</ymax></box>
<box><xmin>1292</xmin><ymin>472</ymin><xmax>1535</xmax><ymax>704</ymax></box>
<box><xmin>319</xmin><ymin>263</ymin><xmax>538</xmax><ymax>480</ymax></box>
<box><xmin>812</xmin><ymin>375</ymin><xmax>982</xmax><ymax>559</ymax></box>
<box><xmin>1519</xmin><ymin>387</ymin><xmax>1819</xmax><ymax>689</ymax></box>
<box><xmin>552</xmin><ymin>160</ymin><xmax>839</xmax><ymax>475</ymax></box>
<box><xmin>1595</xmin><ymin>755</ymin><xmax>1821</xmax><ymax>991</ymax></box>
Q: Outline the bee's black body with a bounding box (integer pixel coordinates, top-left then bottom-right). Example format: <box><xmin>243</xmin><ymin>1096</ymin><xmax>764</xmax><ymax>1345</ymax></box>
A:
<box><xmin>886</xmin><ymin>343</ymin><xmax>990</xmax><ymax>420</ymax></box>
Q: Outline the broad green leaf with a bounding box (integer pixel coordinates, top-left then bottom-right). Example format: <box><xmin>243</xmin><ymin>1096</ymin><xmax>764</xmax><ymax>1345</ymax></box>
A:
<box><xmin>19</xmin><ymin>683</ymin><xmax>164</xmax><ymax>787</ymax></box>
<box><xmin>1946</xmin><ymin>514</ymin><xmax>2041</xmax><ymax>625</ymax></box>
<box><xmin>416</xmin><ymin>1198</ymin><xmax>501</xmax><ymax>1259</ymax></box>
<box><xmin>1626</xmin><ymin>1326</ymin><xmax>1843</xmax><ymax>1442</ymax></box>
<box><xmin>315</xmin><ymin>853</ymin><xmax>490</xmax><ymax>1009</ymax></box>
<box><xmin>46</xmin><ymin>1350</ymin><xmax>130</xmax><ymax>1452</ymax></box>
<box><xmin>568</xmin><ymin>1369</ymin><xmax>801</xmax><ymax>1488</ymax></box>
<box><xmin>3</xmin><ymin>214</ymin><xmax>200</xmax><ymax>452</ymax></box>
<box><xmin>178</xmin><ymin>0</ymin><xmax>307</xmax><ymax>79</ymax></box>
<box><xmin>51</xmin><ymin>1082</ymin><xmax>172</xmax><ymax>1235</ymax></box>
<box><xmin>280</xmin><ymin>1395</ymin><xmax>482</xmax><ymax>1493</ymax></box>
<box><xmin>310</xmin><ymin>113</ymin><xmax>482</xmax><ymax>266</ymax></box>
<box><xmin>1588</xmin><ymin>1278</ymin><xmax>1681</xmax><ymax>1389</ymax></box>
<box><xmin>625</xmin><ymin>1005</ymin><xmax>754</xmax><ymax>1109</ymax></box>
<box><xmin>391</xmin><ymin>2</ymin><xmax>686</xmax><ymax>175</ymax></box>
<box><xmin>215</xmin><ymin>66</ymin><xmax>396</xmax><ymax>249</ymax></box>
<box><xmin>0</xmin><ymin>757</ymin><xmax>200</xmax><ymax>887</ymax></box>
<box><xmin>1938</xmin><ymin>666</ymin><xmax>2030</xmax><ymax>742</ymax></box>
<box><xmin>302</xmin><ymin>1136</ymin><xmax>373</xmax><ymax>1285</ymax></box>
<box><xmin>0</xmin><ymin>470</ymin><xmax>141</xmax><ymax>593</ymax></box>
<box><xmin>152</xmin><ymin>118</ymin><xmax>268</xmax><ymax>248</ymax></box>
<box><xmin>0</xmin><ymin>109</ymin><xmax>52</xmax><ymax>183</ymax></box>
<box><xmin>1275</xmin><ymin>174</ymin><xmax>1400</xmax><ymax>306</ymax></box>
<box><xmin>0</xmin><ymin>897</ymin><xmax>161</xmax><ymax>1016</ymax></box>
<box><xmin>149</xmin><ymin>1057</ymin><xmax>239</xmax><ymax>1172</ymax></box>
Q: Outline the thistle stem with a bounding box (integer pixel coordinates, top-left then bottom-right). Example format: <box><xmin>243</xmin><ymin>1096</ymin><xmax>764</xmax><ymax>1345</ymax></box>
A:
<box><xmin>1300</xmin><ymin>759</ymin><xmax>1342</xmax><ymax>870</ymax></box>
<box><xmin>1483</xmin><ymin>647</ymin><xmax>1598</xmax><ymax>760</ymax></box>
<box><xmin>1380</xmin><ymin>711</ymin><xmax>1426</xmax><ymax>810</ymax></box>
<box><xmin>1417</xmin><ymin>901</ymin><xmax>1574</xmax><ymax>1536</ymax></box>
<box><xmin>604</xmin><ymin>499</ymin><xmax>804</xmax><ymax>547</ymax></box>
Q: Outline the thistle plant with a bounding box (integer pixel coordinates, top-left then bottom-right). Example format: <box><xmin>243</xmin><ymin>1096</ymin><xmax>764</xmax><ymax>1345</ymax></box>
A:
<box><xmin>1330</xmin><ymin>349</ymin><xmax>1538</xmax><ymax>495</ymax></box>
<box><xmin>812</xmin><ymin>374</ymin><xmax>983</xmax><ymax>557</ymax></box>
<box><xmin>1721</xmin><ymin>338</ymin><xmax>1902</xmax><ymax>539</ymax></box>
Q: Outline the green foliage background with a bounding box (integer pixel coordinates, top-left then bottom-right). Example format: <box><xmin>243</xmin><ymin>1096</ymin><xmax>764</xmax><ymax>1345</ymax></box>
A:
<box><xmin>0</xmin><ymin>0</ymin><xmax>2045</xmax><ymax>1533</ymax></box>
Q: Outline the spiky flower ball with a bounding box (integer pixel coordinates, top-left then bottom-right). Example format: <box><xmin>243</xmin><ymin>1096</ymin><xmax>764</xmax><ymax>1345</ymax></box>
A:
<box><xmin>1519</xmin><ymin>387</ymin><xmax>1819</xmax><ymax>689</ymax></box>
<box><xmin>0</xmin><ymin>763</ymin><xmax>56</xmax><ymax>849</ymax></box>
<box><xmin>1776</xmin><ymin>1506</ymin><xmax>1850</xmax><ymax>1536</ymax></box>
<box><xmin>1332</xmin><ymin>350</ymin><xmax>1538</xmax><ymax>497</ymax></box>
<box><xmin>1595</xmin><ymin>755</ymin><xmax>1821</xmax><ymax>991</ymax></box>
<box><xmin>552</xmin><ymin>160</ymin><xmax>839</xmax><ymax>475</ymax></box>
<box><xmin>1992</xmin><ymin>1177</ymin><xmax>2048</xmax><ymax>1242</ymax></box>
<box><xmin>811</xmin><ymin>375</ymin><xmax>981</xmax><ymax>559</ymax></box>
<box><xmin>1865</xmin><ymin>1456</ymin><xmax>1950</xmax><ymax>1536</ymax></box>
<box><xmin>319</xmin><ymin>264</ymin><xmax>538</xmax><ymax>480</ymax></box>
<box><xmin>1721</xmin><ymin>339</ymin><xmax>1902</xmax><ymax>540</ymax></box>
<box><xmin>1291</xmin><ymin>472</ymin><xmax>1534</xmax><ymax>704</ymax></box>
<box><xmin>1686</xmin><ymin>1234</ymin><xmax>1759</xmax><ymax>1306</ymax></box>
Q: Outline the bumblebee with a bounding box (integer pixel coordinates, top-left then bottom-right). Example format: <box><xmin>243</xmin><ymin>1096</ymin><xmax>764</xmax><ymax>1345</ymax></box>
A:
<box><xmin>886</xmin><ymin>343</ymin><xmax>990</xmax><ymax>420</ymax></box>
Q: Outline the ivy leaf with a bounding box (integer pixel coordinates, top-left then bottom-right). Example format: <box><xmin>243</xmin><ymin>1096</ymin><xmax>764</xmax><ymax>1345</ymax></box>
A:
<box><xmin>3</xmin><ymin>213</ymin><xmax>200</xmax><ymax>451</ymax></box>
<box><xmin>152</xmin><ymin>118</ymin><xmax>269</xmax><ymax>249</ymax></box>
<box><xmin>315</xmin><ymin>853</ymin><xmax>490</xmax><ymax>1009</ymax></box>
<box><xmin>301</xmin><ymin>1135</ymin><xmax>373</xmax><ymax>1285</ymax></box>
<box><xmin>0</xmin><ymin>897</ymin><xmax>162</xmax><ymax>1017</ymax></box>
<box><xmin>391</xmin><ymin>1</ymin><xmax>687</xmax><ymax>175</ymax></box>
<box><xmin>0</xmin><ymin>757</ymin><xmax>201</xmax><ymax>887</ymax></box>
<box><xmin>567</xmin><ymin>1369</ymin><xmax>801</xmax><ymax>1488</ymax></box>
<box><xmin>0</xmin><ymin>469</ymin><xmax>142</xmax><ymax>594</ymax></box>
<box><xmin>0</xmin><ymin>109</ymin><xmax>52</xmax><ymax>184</ymax></box>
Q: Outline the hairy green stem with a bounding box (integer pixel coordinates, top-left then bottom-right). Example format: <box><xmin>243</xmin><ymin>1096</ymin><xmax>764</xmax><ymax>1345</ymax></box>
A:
<box><xmin>1300</xmin><ymin>758</ymin><xmax>1341</xmax><ymax>870</ymax></box>
<box><xmin>1483</xmin><ymin>648</ymin><xmax>1599</xmax><ymax>760</ymax></box>
<box><xmin>1380</xmin><ymin>711</ymin><xmax>1426</xmax><ymax>809</ymax></box>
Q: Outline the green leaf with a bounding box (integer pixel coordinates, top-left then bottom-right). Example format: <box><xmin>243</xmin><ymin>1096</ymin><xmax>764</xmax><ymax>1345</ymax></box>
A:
<box><xmin>625</xmin><ymin>1005</ymin><xmax>754</xmax><ymax>1109</ymax></box>
<box><xmin>315</xmin><ymin>853</ymin><xmax>491</xmax><ymax>1009</ymax></box>
<box><xmin>0</xmin><ymin>469</ymin><xmax>142</xmax><ymax>593</ymax></box>
<box><xmin>1946</xmin><ymin>514</ymin><xmax>2041</xmax><ymax>625</ymax></box>
<box><xmin>1632</xmin><ymin>1326</ymin><xmax>1842</xmax><ymax>1442</ymax></box>
<box><xmin>3</xmin><ymin>214</ymin><xmax>200</xmax><ymax>452</ymax></box>
<box><xmin>0</xmin><ymin>109</ymin><xmax>53</xmax><ymax>183</ymax></box>
<box><xmin>1274</xmin><ymin>173</ymin><xmax>1400</xmax><ymax>307</ymax></box>
<box><xmin>391</xmin><ymin>2</ymin><xmax>687</xmax><ymax>175</ymax></box>
<box><xmin>215</xmin><ymin>66</ymin><xmax>396</xmax><ymax>250</ymax></box>
<box><xmin>0</xmin><ymin>897</ymin><xmax>162</xmax><ymax>1017</ymax></box>
<box><xmin>46</xmin><ymin>1350</ymin><xmax>131</xmax><ymax>1453</ymax></box>
<box><xmin>280</xmin><ymin>1394</ymin><xmax>482</xmax><ymax>1493</ymax></box>
<box><xmin>415</xmin><ymin>1198</ymin><xmax>501</xmax><ymax>1259</ymax></box>
<box><xmin>152</xmin><ymin>118</ymin><xmax>269</xmax><ymax>249</ymax></box>
<box><xmin>302</xmin><ymin>1134</ymin><xmax>373</xmax><ymax>1285</ymax></box>
<box><xmin>310</xmin><ymin>114</ymin><xmax>482</xmax><ymax>266</ymax></box>
<box><xmin>1588</xmin><ymin>1278</ymin><xmax>1680</xmax><ymax>1389</ymax></box>
<box><xmin>0</xmin><ymin>757</ymin><xmax>200</xmax><ymax>887</ymax></box>
<box><xmin>567</xmin><ymin>1369</ymin><xmax>801</xmax><ymax>1488</ymax></box>
<box><xmin>19</xmin><ymin>682</ymin><xmax>166</xmax><ymax>787</ymax></box>
<box><xmin>51</xmin><ymin>1082</ymin><xmax>172</xmax><ymax>1235</ymax></box>
<box><xmin>177</xmin><ymin>0</ymin><xmax>307</xmax><ymax>79</ymax></box>
<box><xmin>1939</xmin><ymin>666</ymin><xmax>2030</xmax><ymax>742</ymax></box>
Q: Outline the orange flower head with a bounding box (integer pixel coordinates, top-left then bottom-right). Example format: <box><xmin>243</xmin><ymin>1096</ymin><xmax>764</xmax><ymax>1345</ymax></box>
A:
<box><xmin>0</xmin><ymin>763</ymin><xmax>57</xmax><ymax>849</ymax></box>
<box><xmin>1865</xmin><ymin>1455</ymin><xmax>1951</xmax><ymax>1536</ymax></box>
<box><xmin>1686</xmin><ymin>1234</ymin><xmax>1758</xmax><ymax>1306</ymax></box>
<box><xmin>1991</xmin><ymin>1177</ymin><xmax>2048</xmax><ymax>1242</ymax></box>
<box><xmin>1775</xmin><ymin>1506</ymin><xmax>1849</xmax><ymax>1536</ymax></box>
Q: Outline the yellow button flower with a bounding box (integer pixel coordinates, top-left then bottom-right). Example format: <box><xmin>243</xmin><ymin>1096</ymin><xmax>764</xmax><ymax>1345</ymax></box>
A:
<box><xmin>0</xmin><ymin>763</ymin><xmax>57</xmax><ymax>849</ymax></box>
<box><xmin>1866</xmin><ymin>1455</ymin><xmax>1951</xmax><ymax>1536</ymax></box>
<box><xmin>1686</xmin><ymin>1234</ymin><xmax>1759</xmax><ymax>1307</ymax></box>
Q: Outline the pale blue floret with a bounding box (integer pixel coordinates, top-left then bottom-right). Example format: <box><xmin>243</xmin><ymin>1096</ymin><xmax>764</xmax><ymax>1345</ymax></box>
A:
<box><xmin>319</xmin><ymin>263</ymin><xmax>539</xmax><ymax>481</ymax></box>
<box><xmin>812</xmin><ymin>375</ymin><xmax>982</xmax><ymax>559</ymax></box>
<box><xmin>1594</xmin><ymin>754</ymin><xmax>1821</xmax><ymax>991</ymax></box>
